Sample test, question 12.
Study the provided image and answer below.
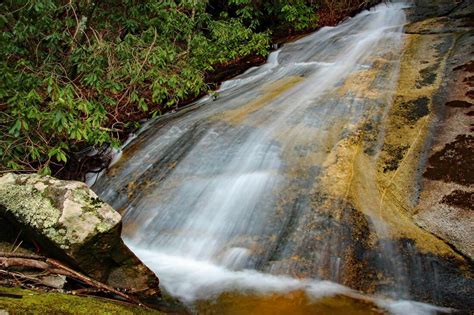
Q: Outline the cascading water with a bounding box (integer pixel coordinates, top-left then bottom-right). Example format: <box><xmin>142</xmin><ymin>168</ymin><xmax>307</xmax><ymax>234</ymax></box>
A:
<box><xmin>93</xmin><ymin>2</ymin><xmax>454</xmax><ymax>314</ymax></box>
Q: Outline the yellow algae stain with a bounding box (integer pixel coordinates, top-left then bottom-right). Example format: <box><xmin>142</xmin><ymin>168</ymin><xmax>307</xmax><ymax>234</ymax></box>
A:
<box><xmin>310</xmin><ymin>29</ymin><xmax>465</xmax><ymax>259</ymax></box>
<box><xmin>337</xmin><ymin>68</ymin><xmax>381</xmax><ymax>99</ymax></box>
<box><xmin>196</xmin><ymin>291</ymin><xmax>383</xmax><ymax>315</ymax></box>
<box><xmin>337</xmin><ymin>55</ymin><xmax>397</xmax><ymax>99</ymax></box>
<box><xmin>314</xmin><ymin>115</ymin><xmax>460</xmax><ymax>257</ymax></box>
<box><xmin>275</xmin><ymin>116</ymin><xmax>351</xmax><ymax>183</ymax></box>
<box><xmin>351</xmin><ymin>143</ymin><xmax>458</xmax><ymax>257</ymax></box>
<box><xmin>405</xmin><ymin>16</ymin><xmax>449</xmax><ymax>34</ymax></box>
<box><xmin>266</xmin><ymin>30</ymin><xmax>464</xmax><ymax>262</ymax></box>
<box><xmin>215</xmin><ymin>76</ymin><xmax>304</xmax><ymax>125</ymax></box>
<box><xmin>314</xmin><ymin>106</ymin><xmax>458</xmax><ymax>259</ymax></box>
<box><xmin>378</xmin><ymin>33</ymin><xmax>454</xmax><ymax>189</ymax></box>
<box><xmin>376</xmin><ymin>33</ymin><xmax>457</xmax><ymax>210</ymax></box>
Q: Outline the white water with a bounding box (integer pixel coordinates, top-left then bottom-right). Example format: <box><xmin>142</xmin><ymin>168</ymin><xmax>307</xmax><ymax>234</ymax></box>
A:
<box><xmin>93</xmin><ymin>2</ymin><xmax>451</xmax><ymax>314</ymax></box>
<box><xmin>130</xmin><ymin>246</ymin><xmax>450</xmax><ymax>314</ymax></box>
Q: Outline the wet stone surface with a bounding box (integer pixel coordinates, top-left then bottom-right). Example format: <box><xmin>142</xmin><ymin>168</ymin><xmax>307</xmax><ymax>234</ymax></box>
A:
<box><xmin>400</xmin><ymin>97</ymin><xmax>431</xmax><ymax>123</ymax></box>
<box><xmin>423</xmin><ymin>135</ymin><xmax>474</xmax><ymax>185</ymax></box>
<box><xmin>416</xmin><ymin>64</ymin><xmax>439</xmax><ymax>88</ymax></box>
<box><xmin>91</xmin><ymin>0</ymin><xmax>474</xmax><ymax>312</ymax></box>
<box><xmin>382</xmin><ymin>144</ymin><xmax>409</xmax><ymax>173</ymax></box>
<box><xmin>441</xmin><ymin>190</ymin><xmax>474</xmax><ymax>211</ymax></box>
<box><xmin>445</xmin><ymin>100</ymin><xmax>472</xmax><ymax>107</ymax></box>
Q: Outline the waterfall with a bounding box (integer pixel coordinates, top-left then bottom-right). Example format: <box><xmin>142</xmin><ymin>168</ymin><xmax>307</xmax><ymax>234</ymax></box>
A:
<box><xmin>93</xmin><ymin>2</ymin><xmax>451</xmax><ymax>314</ymax></box>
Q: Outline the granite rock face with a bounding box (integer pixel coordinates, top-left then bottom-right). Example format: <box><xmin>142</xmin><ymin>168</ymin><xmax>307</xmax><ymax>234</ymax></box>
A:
<box><xmin>405</xmin><ymin>0</ymin><xmax>474</xmax><ymax>261</ymax></box>
<box><xmin>0</xmin><ymin>173</ymin><xmax>160</xmax><ymax>299</ymax></box>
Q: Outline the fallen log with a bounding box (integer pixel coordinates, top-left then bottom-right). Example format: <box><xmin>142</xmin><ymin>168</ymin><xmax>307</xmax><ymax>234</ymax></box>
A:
<box><xmin>0</xmin><ymin>253</ymin><xmax>147</xmax><ymax>308</ymax></box>
<box><xmin>0</xmin><ymin>257</ymin><xmax>49</xmax><ymax>270</ymax></box>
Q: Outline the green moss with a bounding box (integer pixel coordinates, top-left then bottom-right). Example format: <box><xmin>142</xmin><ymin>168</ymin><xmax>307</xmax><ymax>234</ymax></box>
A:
<box><xmin>0</xmin><ymin>286</ymin><xmax>163</xmax><ymax>315</ymax></box>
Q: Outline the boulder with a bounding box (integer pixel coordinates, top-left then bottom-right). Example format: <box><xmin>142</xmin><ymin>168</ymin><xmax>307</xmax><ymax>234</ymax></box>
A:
<box><xmin>0</xmin><ymin>173</ymin><xmax>160</xmax><ymax>299</ymax></box>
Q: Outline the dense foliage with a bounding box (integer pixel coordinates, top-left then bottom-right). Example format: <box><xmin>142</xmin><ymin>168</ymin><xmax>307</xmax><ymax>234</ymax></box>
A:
<box><xmin>0</xmin><ymin>0</ymin><xmax>371</xmax><ymax>176</ymax></box>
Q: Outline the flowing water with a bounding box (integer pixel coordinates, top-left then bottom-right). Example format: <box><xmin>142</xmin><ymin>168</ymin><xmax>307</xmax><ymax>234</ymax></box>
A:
<box><xmin>93</xmin><ymin>2</ymin><xmax>453</xmax><ymax>314</ymax></box>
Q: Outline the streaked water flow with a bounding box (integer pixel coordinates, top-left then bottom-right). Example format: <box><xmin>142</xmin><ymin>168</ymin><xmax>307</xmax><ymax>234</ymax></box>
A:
<box><xmin>92</xmin><ymin>2</ymin><xmax>447</xmax><ymax>314</ymax></box>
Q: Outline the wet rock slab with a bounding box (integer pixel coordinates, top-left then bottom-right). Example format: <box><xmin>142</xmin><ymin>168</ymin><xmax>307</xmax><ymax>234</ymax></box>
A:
<box><xmin>411</xmin><ymin>0</ymin><xmax>474</xmax><ymax>263</ymax></box>
<box><xmin>90</xmin><ymin>0</ymin><xmax>474</xmax><ymax>312</ymax></box>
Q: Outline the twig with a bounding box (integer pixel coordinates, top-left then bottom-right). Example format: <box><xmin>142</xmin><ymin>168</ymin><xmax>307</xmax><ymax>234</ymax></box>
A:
<box><xmin>0</xmin><ymin>252</ymin><xmax>46</xmax><ymax>260</ymax></box>
<box><xmin>0</xmin><ymin>270</ymin><xmax>53</xmax><ymax>288</ymax></box>
<box><xmin>9</xmin><ymin>231</ymin><xmax>22</xmax><ymax>253</ymax></box>
<box><xmin>116</xmin><ymin>28</ymin><xmax>158</xmax><ymax>111</ymax></box>
<box><xmin>71</xmin><ymin>288</ymin><xmax>102</xmax><ymax>295</ymax></box>
<box><xmin>0</xmin><ymin>291</ymin><xmax>22</xmax><ymax>299</ymax></box>
<box><xmin>46</xmin><ymin>258</ymin><xmax>146</xmax><ymax>307</ymax></box>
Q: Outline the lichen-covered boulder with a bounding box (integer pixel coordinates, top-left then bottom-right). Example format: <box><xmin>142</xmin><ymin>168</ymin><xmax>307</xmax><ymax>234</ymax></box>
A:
<box><xmin>0</xmin><ymin>173</ymin><xmax>160</xmax><ymax>299</ymax></box>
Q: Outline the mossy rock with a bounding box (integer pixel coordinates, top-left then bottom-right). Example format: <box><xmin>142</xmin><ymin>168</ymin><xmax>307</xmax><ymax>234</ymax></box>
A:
<box><xmin>0</xmin><ymin>286</ymin><xmax>163</xmax><ymax>315</ymax></box>
<box><xmin>0</xmin><ymin>173</ymin><xmax>160</xmax><ymax>302</ymax></box>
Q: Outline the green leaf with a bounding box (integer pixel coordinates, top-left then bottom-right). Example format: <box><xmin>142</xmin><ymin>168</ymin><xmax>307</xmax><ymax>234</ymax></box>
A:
<box><xmin>8</xmin><ymin>120</ymin><xmax>22</xmax><ymax>136</ymax></box>
<box><xmin>138</xmin><ymin>98</ymin><xmax>148</xmax><ymax>112</ymax></box>
<box><xmin>39</xmin><ymin>166</ymin><xmax>52</xmax><ymax>176</ymax></box>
